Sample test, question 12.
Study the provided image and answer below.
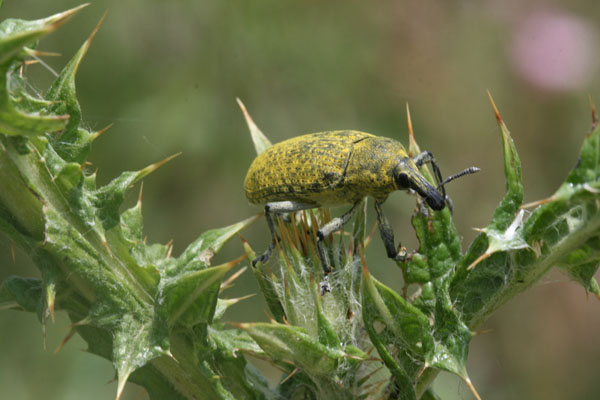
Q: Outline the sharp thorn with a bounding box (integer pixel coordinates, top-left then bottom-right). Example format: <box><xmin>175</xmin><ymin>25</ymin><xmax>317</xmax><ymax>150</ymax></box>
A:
<box><xmin>486</xmin><ymin>89</ymin><xmax>502</xmax><ymax>125</ymax></box>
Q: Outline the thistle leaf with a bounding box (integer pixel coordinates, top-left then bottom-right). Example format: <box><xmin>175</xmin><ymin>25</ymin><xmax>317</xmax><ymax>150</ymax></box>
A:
<box><xmin>452</xmin><ymin>104</ymin><xmax>600</xmax><ymax>328</ymax></box>
<box><xmin>239</xmin><ymin>322</ymin><xmax>346</xmax><ymax>376</ymax></box>
<box><xmin>0</xmin><ymin>276</ymin><xmax>43</xmax><ymax>313</ymax></box>
<box><xmin>158</xmin><ymin>263</ymin><xmax>233</xmax><ymax>328</ymax></box>
<box><xmin>113</xmin><ymin>313</ymin><xmax>170</xmax><ymax>400</ymax></box>
<box><xmin>362</xmin><ymin>268</ymin><xmax>426</xmax><ymax>400</ymax></box>
<box><xmin>45</xmin><ymin>14</ymin><xmax>104</xmax><ymax>163</ymax></box>
<box><xmin>0</xmin><ymin>5</ymin><xmax>88</xmax><ymax>64</ymax></box>
<box><xmin>0</xmin><ymin>6</ymin><xmax>89</xmax><ymax>136</ymax></box>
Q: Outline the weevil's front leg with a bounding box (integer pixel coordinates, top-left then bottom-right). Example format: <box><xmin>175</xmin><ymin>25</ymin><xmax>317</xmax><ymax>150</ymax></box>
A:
<box><xmin>254</xmin><ymin>201</ymin><xmax>315</xmax><ymax>267</ymax></box>
<box><xmin>413</xmin><ymin>150</ymin><xmax>444</xmax><ymax>190</ymax></box>
<box><xmin>374</xmin><ymin>201</ymin><xmax>407</xmax><ymax>262</ymax></box>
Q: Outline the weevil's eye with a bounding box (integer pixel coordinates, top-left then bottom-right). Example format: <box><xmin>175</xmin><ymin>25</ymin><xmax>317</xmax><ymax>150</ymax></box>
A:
<box><xmin>395</xmin><ymin>172</ymin><xmax>410</xmax><ymax>189</ymax></box>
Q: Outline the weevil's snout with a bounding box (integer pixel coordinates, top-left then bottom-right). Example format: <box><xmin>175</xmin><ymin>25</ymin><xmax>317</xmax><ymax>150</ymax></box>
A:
<box><xmin>407</xmin><ymin>176</ymin><xmax>445</xmax><ymax>210</ymax></box>
<box><xmin>424</xmin><ymin>189</ymin><xmax>445</xmax><ymax>210</ymax></box>
<box><xmin>410</xmin><ymin>174</ymin><xmax>445</xmax><ymax>210</ymax></box>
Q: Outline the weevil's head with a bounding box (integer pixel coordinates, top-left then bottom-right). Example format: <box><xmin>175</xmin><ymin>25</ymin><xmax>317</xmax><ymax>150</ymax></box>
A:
<box><xmin>393</xmin><ymin>159</ymin><xmax>445</xmax><ymax>210</ymax></box>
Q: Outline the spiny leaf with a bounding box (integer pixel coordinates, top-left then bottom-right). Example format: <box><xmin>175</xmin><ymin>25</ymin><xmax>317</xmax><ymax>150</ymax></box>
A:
<box><xmin>242</xmin><ymin>237</ymin><xmax>286</xmax><ymax>322</ymax></box>
<box><xmin>209</xmin><ymin>326</ymin><xmax>277</xmax><ymax>399</ymax></box>
<box><xmin>40</xmin><ymin>206</ymin><xmax>141</xmax><ymax>322</ymax></box>
<box><xmin>45</xmin><ymin>12</ymin><xmax>105</xmax><ymax>163</ymax></box>
<box><xmin>486</xmin><ymin>91</ymin><xmax>523</xmax><ymax>230</ymax></box>
<box><xmin>159</xmin><ymin>262</ymin><xmax>235</xmax><ymax>328</ymax></box>
<box><xmin>565</xmin><ymin>119</ymin><xmax>600</xmax><ymax>185</ymax></box>
<box><xmin>209</xmin><ymin>325</ymin><xmax>264</xmax><ymax>357</ymax></box>
<box><xmin>452</xmin><ymin>104</ymin><xmax>600</xmax><ymax>328</ymax></box>
<box><xmin>402</xmin><ymin>104</ymin><xmax>463</xmax><ymax>291</ymax></box>
<box><xmin>238</xmin><ymin>322</ymin><xmax>346</xmax><ymax>376</ymax></box>
<box><xmin>466</xmin><ymin>209</ymin><xmax>530</xmax><ymax>271</ymax></box>
<box><xmin>238</xmin><ymin>98</ymin><xmax>272</xmax><ymax>155</ymax></box>
<box><xmin>448</xmin><ymin>95</ymin><xmax>526</xmax><ymax>324</ymax></box>
<box><xmin>0</xmin><ymin>276</ymin><xmax>43</xmax><ymax>313</ymax></box>
<box><xmin>425</xmin><ymin>293</ymin><xmax>471</xmax><ymax>378</ymax></box>
<box><xmin>0</xmin><ymin>72</ymin><xmax>69</xmax><ymax>136</ymax></box>
<box><xmin>314</xmin><ymin>285</ymin><xmax>341</xmax><ymax>349</ymax></box>
<box><xmin>0</xmin><ymin>6</ymin><xmax>89</xmax><ymax>136</ymax></box>
<box><xmin>361</xmin><ymin>266</ymin><xmax>427</xmax><ymax>400</ymax></box>
<box><xmin>106</xmin><ymin>198</ymin><xmax>161</xmax><ymax>293</ymax></box>
<box><xmin>0</xmin><ymin>4</ymin><xmax>89</xmax><ymax>64</ymax></box>
<box><xmin>113</xmin><ymin>313</ymin><xmax>169</xmax><ymax>400</ymax></box>
<box><xmin>406</xmin><ymin>207</ymin><xmax>462</xmax><ymax>287</ymax></box>
<box><xmin>556</xmin><ymin>236</ymin><xmax>600</xmax><ymax>297</ymax></box>
<box><xmin>172</xmin><ymin>214</ymin><xmax>258</xmax><ymax>277</ymax></box>
<box><xmin>94</xmin><ymin>153</ymin><xmax>179</xmax><ymax>231</ymax></box>
<box><xmin>213</xmin><ymin>295</ymin><xmax>253</xmax><ymax>321</ymax></box>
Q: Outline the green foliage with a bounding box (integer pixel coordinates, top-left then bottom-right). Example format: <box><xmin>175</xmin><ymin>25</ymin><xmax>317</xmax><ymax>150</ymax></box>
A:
<box><xmin>1</xmin><ymin>6</ymin><xmax>599</xmax><ymax>400</ymax></box>
<box><xmin>0</xmin><ymin>7</ymin><xmax>271</xmax><ymax>400</ymax></box>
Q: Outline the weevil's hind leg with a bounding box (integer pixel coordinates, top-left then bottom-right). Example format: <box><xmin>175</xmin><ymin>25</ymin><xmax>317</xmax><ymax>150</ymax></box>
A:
<box><xmin>374</xmin><ymin>201</ymin><xmax>407</xmax><ymax>262</ymax></box>
<box><xmin>316</xmin><ymin>201</ymin><xmax>362</xmax><ymax>294</ymax></box>
<box><xmin>253</xmin><ymin>201</ymin><xmax>315</xmax><ymax>267</ymax></box>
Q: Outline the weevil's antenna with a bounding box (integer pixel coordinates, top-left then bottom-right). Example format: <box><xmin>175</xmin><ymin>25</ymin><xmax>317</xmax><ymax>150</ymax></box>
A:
<box><xmin>438</xmin><ymin>166</ymin><xmax>480</xmax><ymax>189</ymax></box>
<box><xmin>435</xmin><ymin>166</ymin><xmax>479</xmax><ymax>213</ymax></box>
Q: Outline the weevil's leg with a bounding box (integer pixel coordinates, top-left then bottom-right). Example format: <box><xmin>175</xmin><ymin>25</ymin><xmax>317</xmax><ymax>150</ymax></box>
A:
<box><xmin>253</xmin><ymin>201</ymin><xmax>315</xmax><ymax>267</ymax></box>
<box><xmin>374</xmin><ymin>201</ymin><xmax>407</xmax><ymax>262</ymax></box>
<box><xmin>316</xmin><ymin>201</ymin><xmax>362</xmax><ymax>272</ymax></box>
<box><xmin>413</xmin><ymin>150</ymin><xmax>445</xmax><ymax>199</ymax></box>
<box><xmin>316</xmin><ymin>201</ymin><xmax>362</xmax><ymax>294</ymax></box>
<box><xmin>444</xmin><ymin>195</ymin><xmax>454</xmax><ymax>214</ymax></box>
<box><xmin>252</xmin><ymin>211</ymin><xmax>277</xmax><ymax>266</ymax></box>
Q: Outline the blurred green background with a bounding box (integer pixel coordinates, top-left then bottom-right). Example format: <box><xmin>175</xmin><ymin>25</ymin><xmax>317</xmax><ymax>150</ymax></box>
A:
<box><xmin>1</xmin><ymin>1</ymin><xmax>600</xmax><ymax>399</ymax></box>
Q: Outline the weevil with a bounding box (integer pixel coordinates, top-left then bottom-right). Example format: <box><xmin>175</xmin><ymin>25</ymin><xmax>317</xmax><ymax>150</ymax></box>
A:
<box><xmin>244</xmin><ymin>130</ymin><xmax>478</xmax><ymax>291</ymax></box>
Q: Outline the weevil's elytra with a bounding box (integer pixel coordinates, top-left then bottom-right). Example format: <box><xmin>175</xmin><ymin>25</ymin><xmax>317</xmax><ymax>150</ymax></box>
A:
<box><xmin>245</xmin><ymin>131</ymin><xmax>371</xmax><ymax>205</ymax></box>
<box><xmin>244</xmin><ymin>130</ymin><xmax>478</xmax><ymax>292</ymax></box>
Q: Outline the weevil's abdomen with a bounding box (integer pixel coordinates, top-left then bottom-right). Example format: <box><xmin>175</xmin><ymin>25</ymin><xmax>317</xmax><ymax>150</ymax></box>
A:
<box><xmin>244</xmin><ymin>130</ymin><xmax>406</xmax><ymax>206</ymax></box>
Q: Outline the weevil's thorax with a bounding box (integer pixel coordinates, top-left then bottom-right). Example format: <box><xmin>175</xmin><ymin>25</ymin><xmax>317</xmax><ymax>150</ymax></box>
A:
<box><xmin>343</xmin><ymin>136</ymin><xmax>409</xmax><ymax>201</ymax></box>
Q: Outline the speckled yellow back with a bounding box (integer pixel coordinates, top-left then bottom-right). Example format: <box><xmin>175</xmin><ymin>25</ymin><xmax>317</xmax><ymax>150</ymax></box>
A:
<box><xmin>244</xmin><ymin>131</ymin><xmax>375</xmax><ymax>205</ymax></box>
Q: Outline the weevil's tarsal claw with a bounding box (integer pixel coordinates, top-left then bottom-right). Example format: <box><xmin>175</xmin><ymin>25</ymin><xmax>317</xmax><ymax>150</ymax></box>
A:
<box><xmin>252</xmin><ymin>252</ymin><xmax>269</xmax><ymax>267</ymax></box>
<box><xmin>394</xmin><ymin>246</ymin><xmax>408</xmax><ymax>262</ymax></box>
<box><xmin>320</xmin><ymin>275</ymin><xmax>331</xmax><ymax>295</ymax></box>
<box><xmin>252</xmin><ymin>239</ymin><xmax>277</xmax><ymax>267</ymax></box>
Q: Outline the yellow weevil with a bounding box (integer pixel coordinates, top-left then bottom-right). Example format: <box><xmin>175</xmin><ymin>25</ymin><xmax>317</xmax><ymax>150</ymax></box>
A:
<box><xmin>245</xmin><ymin>130</ymin><xmax>478</xmax><ymax>291</ymax></box>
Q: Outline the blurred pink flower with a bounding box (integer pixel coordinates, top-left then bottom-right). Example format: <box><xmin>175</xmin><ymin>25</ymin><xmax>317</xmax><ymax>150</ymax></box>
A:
<box><xmin>509</xmin><ymin>10</ymin><xmax>599</xmax><ymax>92</ymax></box>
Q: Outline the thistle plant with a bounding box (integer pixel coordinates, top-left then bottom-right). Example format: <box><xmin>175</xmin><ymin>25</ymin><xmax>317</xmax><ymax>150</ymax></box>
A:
<box><xmin>1</xmin><ymin>6</ymin><xmax>599</xmax><ymax>400</ymax></box>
